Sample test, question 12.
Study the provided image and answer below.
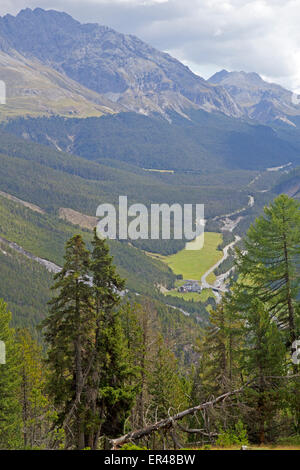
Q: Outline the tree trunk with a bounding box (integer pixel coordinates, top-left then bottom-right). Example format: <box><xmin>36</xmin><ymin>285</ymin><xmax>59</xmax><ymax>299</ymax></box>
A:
<box><xmin>111</xmin><ymin>385</ymin><xmax>247</xmax><ymax>449</ymax></box>
<box><xmin>282</xmin><ymin>237</ymin><xmax>296</xmax><ymax>349</ymax></box>
<box><xmin>75</xmin><ymin>282</ymin><xmax>85</xmax><ymax>450</ymax></box>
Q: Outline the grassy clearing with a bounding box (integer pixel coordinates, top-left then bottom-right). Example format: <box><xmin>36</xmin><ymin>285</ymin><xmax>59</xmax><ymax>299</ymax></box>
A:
<box><xmin>159</xmin><ymin>232</ymin><xmax>223</xmax><ymax>282</ymax></box>
<box><xmin>59</xmin><ymin>207</ymin><xmax>98</xmax><ymax>231</ymax></box>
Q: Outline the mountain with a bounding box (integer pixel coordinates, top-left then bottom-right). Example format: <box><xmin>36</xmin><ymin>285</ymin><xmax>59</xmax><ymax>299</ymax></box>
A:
<box><xmin>0</xmin><ymin>142</ymin><xmax>213</xmax><ymax>327</ymax></box>
<box><xmin>0</xmin><ymin>48</ymin><xmax>123</xmax><ymax>120</ymax></box>
<box><xmin>0</xmin><ymin>8</ymin><xmax>242</xmax><ymax>118</ymax></box>
<box><xmin>3</xmin><ymin>111</ymin><xmax>300</xmax><ymax>172</ymax></box>
<box><xmin>0</xmin><ymin>6</ymin><xmax>298</xmax><ymax>333</ymax></box>
<box><xmin>1</xmin><ymin>9</ymin><xmax>300</xmax><ymax>175</ymax></box>
<box><xmin>1</xmin><ymin>8</ymin><xmax>300</xmax><ymax>126</ymax></box>
<box><xmin>209</xmin><ymin>70</ymin><xmax>300</xmax><ymax>126</ymax></box>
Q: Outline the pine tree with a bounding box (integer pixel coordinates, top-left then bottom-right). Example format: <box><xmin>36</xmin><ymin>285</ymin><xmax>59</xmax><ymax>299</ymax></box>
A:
<box><xmin>240</xmin><ymin>300</ymin><xmax>286</xmax><ymax>444</ymax></box>
<box><xmin>16</xmin><ymin>328</ymin><xmax>49</xmax><ymax>449</ymax></box>
<box><xmin>199</xmin><ymin>304</ymin><xmax>230</xmax><ymax>398</ymax></box>
<box><xmin>132</xmin><ymin>301</ymin><xmax>159</xmax><ymax>429</ymax></box>
<box><xmin>194</xmin><ymin>302</ymin><xmax>243</xmax><ymax>433</ymax></box>
<box><xmin>148</xmin><ymin>335</ymin><xmax>187</xmax><ymax>422</ymax></box>
<box><xmin>43</xmin><ymin>232</ymin><xmax>137</xmax><ymax>449</ymax></box>
<box><xmin>120</xmin><ymin>302</ymin><xmax>144</xmax><ymax>427</ymax></box>
<box><xmin>89</xmin><ymin>231</ymin><xmax>135</xmax><ymax>447</ymax></box>
<box><xmin>235</xmin><ymin>195</ymin><xmax>300</xmax><ymax>431</ymax></box>
<box><xmin>147</xmin><ymin>335</ymin><xmax>188</xmax><ymax>449</ymax></box>
<box><xmin>120</xmin><ymin>302</ymin><xmax>143</xmax><ymax>371</ymax></box>
<box><xmin>43</xmin><ymin>235</ymin><xmax>95</xmax><ymax>449</ymax></box>
<box><xmin>0</xmin><ymin>299</ymin><xmax>22</xmax><ymax>449</ymax></box>
<box><xmin>236</xmin><ymin>195</ymin><xmax>300</xmax><ymax>354</ymax></box>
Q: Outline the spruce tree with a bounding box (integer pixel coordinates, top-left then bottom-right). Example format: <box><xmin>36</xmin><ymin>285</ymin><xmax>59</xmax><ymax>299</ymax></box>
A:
<box><xmin>16</xmin><ymin>328</ymin><xmax>49</xmax><ymax>449</ymax></box>
<box><xmin>148</xmin><ymin>335</ymin><xmax>187</xmax><ymax>422</ymax></box>
<box><xmin>199</xmin><ymin>305</ymin><xmax>231</xmax><ymax>398</ymax></box>
<box><xmin>130</xmin><ymin>301</ymin><xmax>159</xmax><ymax>429</ymax></box>
<box><xmin>194</xmin><ymin>302</ymin><xmax>243</xmax><ymax>433</ymax></box>
<box><xmin>43</xmin><ymin>235</ymin><xmax>95</xmax><ymax>449</ymax></box>
<box><xmin>89</xmin><ymin>231</ymin><xmax>135</xmax><ymax>447</ymax></box>
<box><xmin>235</xmin><ymin>195</ymin><xmax>300</xmax><ymax>431</ymax></box>
<box><xmin>236</xmin><ymin>195</ymin><xmax>300</xmax><ymax>354</ymax></box>
<box><xmin>240</xmin><ymin>300</ymin><xmax>286</xmax><ymax>444</ymax></box>
<box><xmin>0</xmin><ymin>300</ymin><xmax>22</xmax><ymax>449</ymax></box>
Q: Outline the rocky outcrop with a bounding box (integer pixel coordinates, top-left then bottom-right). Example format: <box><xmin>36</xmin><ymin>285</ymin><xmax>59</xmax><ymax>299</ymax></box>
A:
<box><xmin>209</xmin><ymin>70</ymin><xmax>300</xmax><ymax>125</ymax></box>
<box><xmin>0</xmin><ymin>8</ymin><xmax>242</xmax><ymax>118</ymax></box>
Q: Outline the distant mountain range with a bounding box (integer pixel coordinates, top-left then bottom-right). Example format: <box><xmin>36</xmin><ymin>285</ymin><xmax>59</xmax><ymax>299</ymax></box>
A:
<box><xmin>209</xmin><ymin>70</ymin><xmax>300</xmax><ymax>126</ymax></box>
<box><xmin>0</xmin><ymin>7</ymin><xmax>300</xmax><ymax>176</ymax></box>
<box><xmin>0</xmin><ymin>8</ymin><xmax>242</xmax><ymax>119</ymax></box>
<box><xmin>1</xmin><ymin>8</ymin><xmax>300</xmax><ymax>328</ymax></box>
<box><xmin>1</xmin><ymin>7</ymin><xmax>299</xmax><ymax>125</ymax></box>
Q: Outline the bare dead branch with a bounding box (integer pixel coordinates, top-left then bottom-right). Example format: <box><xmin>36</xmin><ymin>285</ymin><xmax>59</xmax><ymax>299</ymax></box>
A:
<box><xmin>176</xmin><ymin>422</ymin><xmax>218</xmax><ymax>436</ymax></box>
<box><xmin>111</xmin><ymin>384</ymin><xmax>247</xmax><ymax>449</ymax></box>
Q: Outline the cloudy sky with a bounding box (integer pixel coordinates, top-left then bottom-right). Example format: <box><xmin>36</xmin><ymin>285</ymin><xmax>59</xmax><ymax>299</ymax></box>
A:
<box><xmin>1</xmin><ymin>0</ymin><xmax>300</xmax><ymax>91</ymax></box>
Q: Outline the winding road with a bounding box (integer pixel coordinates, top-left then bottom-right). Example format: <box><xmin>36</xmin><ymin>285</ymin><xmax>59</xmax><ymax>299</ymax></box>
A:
<box><xmin>201</xmin><ymin>234</ymin><xmax>241</xmax><ymax>291</ymax></box>
<box><xmin>201</xmin><ymin>195</ymin><xmax>254</xmax><ymax>302</ymax></box>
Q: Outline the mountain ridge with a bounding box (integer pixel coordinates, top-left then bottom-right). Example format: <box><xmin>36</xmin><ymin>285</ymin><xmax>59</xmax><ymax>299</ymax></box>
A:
<box><xmin>0</xmin><ymin>8</ymin><xmax>242</xmax><ymax>118</ymax></box>
<box><xmin>0</xmin><ymin>48</ymin><xmax>123</xmax><ymax>120</ymax></box>
<box><xmin>1</xmin><ymin>8</ymin><xmax>300</xmax><ymax>125</ymax></box>
<box><xmin>208</xmin><ymin>69</ymin><xmax>300</xmax><ymax>125</ymax></box>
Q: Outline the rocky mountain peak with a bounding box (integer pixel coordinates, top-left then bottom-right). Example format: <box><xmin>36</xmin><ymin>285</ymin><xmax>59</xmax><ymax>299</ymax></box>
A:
<box><xmin>1</xmin><ymin>8</ymin><xmax>298</xmax><ymax>125</ymax></box>
<box><xmin>0</xmin><ymin>8</ymin><xmax>242</xmax><ymax>118</ymax></box>
<box><xmin>208</xmin><ymin>69</ymin><xmax>300</xmax><ymax>125</ymax></box>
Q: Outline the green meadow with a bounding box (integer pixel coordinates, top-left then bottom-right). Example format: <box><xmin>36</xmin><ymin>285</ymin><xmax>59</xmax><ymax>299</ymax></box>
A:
<box><xmin>160</xmin><ymin>232</ymin><xmax>223</xmax><ymax>282</ymax></box>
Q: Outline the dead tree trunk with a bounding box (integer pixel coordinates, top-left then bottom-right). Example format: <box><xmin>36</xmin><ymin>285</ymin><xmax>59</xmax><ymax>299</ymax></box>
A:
<box><xmin>111</xmin><ymin>386</ymin><xmax>246</xmax><ymax>449</ymax></box>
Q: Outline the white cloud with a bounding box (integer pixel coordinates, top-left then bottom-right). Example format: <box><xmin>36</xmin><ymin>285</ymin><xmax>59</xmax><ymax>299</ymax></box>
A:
<box><xmin>1</xmin><ymin>0</ymin><xmax>300</xmax><ymax>90</ymax></box>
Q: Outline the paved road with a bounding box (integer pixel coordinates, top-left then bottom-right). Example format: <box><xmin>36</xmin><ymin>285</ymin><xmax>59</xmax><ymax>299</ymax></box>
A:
<box><xmin>201</xmin><ymin>194</ymin><xmax>254</xmax><ymax>302</ymax></box>
<box><xmin>201</xmin><ymin>235</ymin><xmax>241</xmax><ymax>292</ymax></box>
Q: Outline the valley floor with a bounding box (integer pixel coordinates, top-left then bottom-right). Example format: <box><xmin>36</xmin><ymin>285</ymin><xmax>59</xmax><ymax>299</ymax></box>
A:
<box><xmin>150</xmin><ymin>232</ymin><xmax>223</xmax><ymax>283</ymax></box>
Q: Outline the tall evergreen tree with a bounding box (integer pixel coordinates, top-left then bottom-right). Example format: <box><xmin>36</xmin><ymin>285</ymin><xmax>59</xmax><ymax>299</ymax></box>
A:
<box><xmin>240</xmin><ymin>300</ymin><xmax>286</xmax><ymax>444</ymax></box>
<box><xmin>43</xmin><ymin>235</ymin><xmax>95</xmax><ymax>449</ymax></box>
<box><xmin>203</xmin><ymin>302</ymin><xmax>243</xmax><ymax>392</ymax></box>
<box><xmin>193</xmin><ymin>302</ymin><xmax>243</xmax><ymax>434</ymax></box>
<box><xmin>16</xmin><ymin>328</ymin><xmax>49</xmax><ymax>449</ymax></box>
<box><xmin>236</xmin><ymin>195</ymin><xmax>300</xmax><ymax>353</ymax></box>
<box><xmin>148</xmin><ymin>335</ymin><xmax>188</xmax><ymax>422</ymax></box>
<box><xmin>131</xmin><ymin>301</ymin><xmax>159</xmax><ymax>429</ymax></box>
<box><xmin>120</xmin><ymin>302</ymin><xmax>144</xmax><ymax>429</ymax></box>
<box><xmin>199</xmin><ymin>304</ymin><xmax>235</xmax><ymax>398</ymax></box>
<box><xmin>89</xmin><ymin>231</ymin><xmax>135</xmax><ymax>448</ymax></box>
<box><xmin>0</xmin><ymin>300</ymin><xmax>22</xmax><ymax>449</ymax></box>
<box><xmin>235</xmin><ymin>195</ymin><xmax>300</xmax><ymax>431</ymax></box>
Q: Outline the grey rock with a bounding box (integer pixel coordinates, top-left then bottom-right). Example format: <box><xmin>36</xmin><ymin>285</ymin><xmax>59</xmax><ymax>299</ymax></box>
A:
<box><xmin>0</xmin><ymin>8</ymin><xmax>242</xmax><ymax>118</ymax></box>
<box><xmin>209</xmin><ymin>70</ymin><xmax>300</xmax><ymax>125</ymax></box>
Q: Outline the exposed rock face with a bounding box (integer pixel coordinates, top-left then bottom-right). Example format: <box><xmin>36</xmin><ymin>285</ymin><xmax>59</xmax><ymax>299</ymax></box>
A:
<box><xmin>0</xmin><ymin>8</ymin><xmax>242</xmax><ymax>118</ymax></box>
<box><xmin>0</xmin><ymin>49</ymin><xmax>122</xmax><ymax>120</ymax></box>
<box><xmin>209</xmin><ymin>70</ymin><xmax>300</xmax><ymax>125</ymax></box>
<box><xmin>1</xmin><ymin>8</ymin><xmax>299</xmax><ymax>124</ymax></box>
